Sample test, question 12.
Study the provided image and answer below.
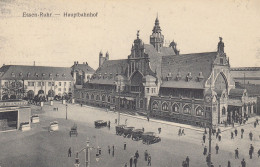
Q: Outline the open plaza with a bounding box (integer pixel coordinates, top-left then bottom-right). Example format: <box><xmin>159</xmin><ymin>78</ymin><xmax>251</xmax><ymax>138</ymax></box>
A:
<box><xmin>0</xmin><ymin>101</ymin><xmax>259</xmax><ymax>167</ymax></box>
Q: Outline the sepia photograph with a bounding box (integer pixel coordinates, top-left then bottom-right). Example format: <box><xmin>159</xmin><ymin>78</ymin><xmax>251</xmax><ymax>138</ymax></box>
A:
<box><xmin>0</xmin><ymin>0</ymin><xmax>260</xmax><ymax>167</ymax></box>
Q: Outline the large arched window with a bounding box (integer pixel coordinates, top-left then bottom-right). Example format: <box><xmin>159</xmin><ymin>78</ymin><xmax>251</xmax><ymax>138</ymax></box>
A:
<box><xmin>183</xmin><ymin>105</ymin><xmax>191</xmax><ymax>115</ymax></box>
<box><xmin>96</xmin><ymin>95</ymin><xmax>100</xmax><ymax>101</ymax></box>
<box><xmin>86</xmin><ymin>93</ymin><xmax>89</xmax><ymax>99</ymax></box>
<box><xmin>152</xmin><ymin>101</ymin><xmax>159</xmax><ymax>110</ymax></box>
<box><xmin>162</xmin><ymin>102</ymin><xmax>169</xmax><ymax>111</ymax></box>
<box><xmin>172</xmin><ymin>103</ymin><xmax>179</xmax><ymax>113</ymax></box>
<box><xmin>102</xmin><ymin>95</ymin><xmax>106</xmax><ymax>102</ymax></box>
<box><xmin>91</xmin><ymin>94</ymin><xmax>94</xmax><ymax>100</ymax></box>
<box><xmin>196</xmin><ymin>106</ymin><xmax>204</xmax><ymax>116</ymax></box>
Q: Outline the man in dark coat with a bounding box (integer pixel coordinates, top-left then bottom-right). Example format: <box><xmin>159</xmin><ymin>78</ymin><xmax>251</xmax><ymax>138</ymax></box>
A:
<box><xmin>124</xmin><ymin>142</ymin><xmax>126</xmax><ymax>150</ymax></box>
<box><xmin>249</xmin><ymin>131</ymin><xmax>253</xmax><ymax>141</ymax></box>
<box><xmin>135</xmin><ymin>151</ymin><xmax>139</xmax><ymax>159</ymax></box>
<box><xmin>147</xmin><ymin>154</ymin><xmax>151</xmax><ymax>166</ymax></box>
<box><xmin>129</xmin><ymin>157</ymin><xmax>133</xmax><ymax>167</ymax></box>
<box><xmin>203</xmin><ymin>146</ymin><xmax>207</xmax><ymax>156</ymax></box>
<box><xmin>186</xmin><ymin>156</ymin><xmax>190</xmax><ymax>167</ymax></box>
<box><xmin>241</xmin><ymin>158</ymin><xmax>246</xmax><ymax>167</ymax></box>
<box><xmin>215</xmin><ymin>144</ymin><xmax>219</xmax><ymax>154</ymax></box>
<box><xmin>231</xmin><ymin>132</ymin><xmax>234</xmax><ymax>139</ymax></box>
<box><xmin>234</xmin><ymin>129</ymin><xmax>238</xmax><ymax>136</ymax></box>
<box><xmin>134</xmin><ymin>156</ymin><xmax>137</xmax><ymax>167</ymax></box>
<box><xmin>108</xmin><ymin>145</ymin><xmax>110</xmax><ymax>155</ymax></box>
<box><xmin>203</xmin><ymin>134</ymin><xmax>206</xmax><ymax>143</ymax></box>
<box><xmin>68</xmin><ymin>147</ymin><xmax>72</xmax><ymax>157</ymax></box>
<box><xmin>227</xmin><ymin>160</ymin><xmax>231</xmax><ymax>167</ymax></box>
<box><xmin>235</xmin><ymin>148</ymin><xmax>239</xmax><ymax>159</ymax></box>
<box><xmin>249</xmin><ymin>149</ymin><xmax>252</xmax><ymax>159</ymax></box>
<box><xmin>144</xmin><ymin>150</ymin><xmax>148</xmax><ymax>161</ymax></box>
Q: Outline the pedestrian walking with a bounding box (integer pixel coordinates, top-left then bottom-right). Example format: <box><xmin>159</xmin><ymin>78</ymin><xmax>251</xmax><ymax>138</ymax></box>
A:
<box><xmin>218</xmin><ymin>133</ymin><xmax>222</xmax><ymax>141</ymax></box>
<box><xmin>227</xmin><ymin>160</ymin><xmax>231</xmax><ymax>167</ymax></box>
<box><xmin>250</xmin><ymin>144</ymin><xmax>254</xmax><ymax>154</ymax></box>
<box><xmin>234</xmin><ymin>128</ymin><xmax>238</xmax><ymax>136</ymax></box>
<box><xmin>135</xmin><ymin>150</ymin><xmax>139</xmax><ymax>159</ymax></box>
<box><xmin>186</xmin><ymin>156</ymin><xmax>190</xmax><ymax>167</ymax></box>
<box><xmin>108</xmin><ymin>121</ymin><xmax>111</xmax><ymax>130</ymax></box>
<box><xmin>147</xmin><ymin>154</ymin><xmax>151</xmax><ymax>166</ymax></box>
<box><xmin>124</xmin><ymin>142</ymin><xmax>126</xmax><ymax>150</ymax></box>
<box><xmin>134</xmin><ymin>156</ymin><xmax>137</xmax><ymax>167</ymax></box>
<box><xmin>178</xmin><ymin>128</ymin><xmax>182</xmax><ymax>136</ymax></box>
<box><xmin>204</xmin><ymin>128</ymin><xmax>207</xmax><ymax>134</ymax></box>
<box><xmin>130</xmin><ymin>157</ymin><xmax>133</xmax><ymax>167</ymax></box>
<box><xmin>142</xmin><ymin>127</ymin><xmax>144</xmax><ymax>132</ymax></box>
<box><xmin>115</xmin><ymin>119</ymin><xmax>117</xmax><ymax>124</ymax></box>
<box><xmin>241</xmin><ymin>158</ymin><xmax>246</xmax><ymax>167</ymax></box>
<box><xmin>182</xmin><ymin>129</ymin><xmax>185</xmax><ymax>135</ymax></box>
<box><xmin>147</xmin><ymin>115</ymin><xmax>149</xmax><ymax>122</ymax></box>
<box><xmin>215</xmin><ymin>144</ymin><xmax>219</xmax><ymax>154</ymax></box>
<box><xmin>112</xmin><ymin>150</ymin><xmax>114</xmax><ymax>157</ymax></box>
<box><xmin>68</xmin><ymin>147</ymin><xmax>72</xmax><ymax>157</ymax></box>
<box><xmin>108</xmin><ymin>145</ymin><xmax>111</xmax><ymax>155</ymax></box>
<box><xmin>144</xmin><ymin>150</ymin><xmax>148</xmax><ymax>161</ymax></box>
<box><xmin>203</xmin><ymin>134</ymin><xmax>206</xmax><ymax>143</ymax></box>
<box><xmin>249</xmin><ymin>148</ymin><xmax>252</xmax><ymax>159</ymax></box>
<box><xmin>231</xmin><ymin>132</ymin><xmax>234</xmax><ymax>139</ymax></box>
<box><xmin>125</xmin><ymin>119</ymin><xmax>128</xmax><ymax>125</ymax></box>
<box><xmin>203</xmin><ymin>146</ymin><xmax>207</xmax><ymax>156</ymax></box>
<box><xmin>112</xmin><ymin>145</ymin><xmax>114</xmax><ymax>152</ymax></box>
<box><xmin>158</xmin><ymin>127</ymin><xmax>161</xmax><ymax>134</ymax></box>
<box><xmin>257</xmin><ymin>149</ymin><xmax>260</xmax><ymax>157</ymax></box>
<box><xmin>249</xmin><ymin>131</ymin><xmax>253</xmax><ymax>141</ymax></box>
<box><xmin>235</xmin><ymin>148</ymin><xmax>239</xmax><ymax>159</ymax></box>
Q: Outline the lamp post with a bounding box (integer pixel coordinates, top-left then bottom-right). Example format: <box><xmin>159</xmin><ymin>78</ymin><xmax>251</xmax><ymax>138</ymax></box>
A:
<box><xmin>66</xmin><ymin>104</ymin><xmax>68</xmax><ymax>120</ymax></box>
<box><xmin>74</xmin><ymin>137</ymin><xmax>100</xmax><ymax>167</ymax></box>
<box><xmin>204</xmin><ymin>90</ymin><xmax>216</xmax><ymax>167</ymax></box>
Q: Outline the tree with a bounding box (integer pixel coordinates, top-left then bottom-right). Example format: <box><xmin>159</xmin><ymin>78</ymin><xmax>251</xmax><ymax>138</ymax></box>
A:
<box><xmin>1</xmin><ymin>80</ymin><xmax>25</xmax><ymax>100</ymax></box>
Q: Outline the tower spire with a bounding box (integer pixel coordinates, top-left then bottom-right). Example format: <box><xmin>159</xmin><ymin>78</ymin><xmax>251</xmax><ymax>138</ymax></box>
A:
<box><xmin>150</xmin><ymin>15</ymin><xmax>164</xmax><ymax>52</ymax></box>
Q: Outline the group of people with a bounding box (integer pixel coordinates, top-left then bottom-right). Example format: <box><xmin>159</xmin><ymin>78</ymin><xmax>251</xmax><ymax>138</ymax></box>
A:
<box><xmin>178</xmin><ymin>127</ymin><xmax>185</xmax><ymax>136</ymax></box>
<box><xmin>123</xmin><ymin>150</ymin><xmax>152</xmax><ymax>167</ymax></box>
<box><xmin>181</xmin><ymin>156</ymin><xmax>190</xmax><ymax>167</ymax></box>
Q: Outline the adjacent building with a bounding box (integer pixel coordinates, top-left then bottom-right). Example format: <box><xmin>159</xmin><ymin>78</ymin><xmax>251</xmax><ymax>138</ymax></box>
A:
<box><xmin>74</xmin><ymin>17</ymin><xmax>258</xmax><ymax>126</ymax></box>
<box><xmin>0</xmin><ymin>65</ymin><xmax>74</xmax><ymax>100</ymax></box>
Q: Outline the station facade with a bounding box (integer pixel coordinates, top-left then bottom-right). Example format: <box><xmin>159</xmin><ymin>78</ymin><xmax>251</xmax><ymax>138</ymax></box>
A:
<box><xmin>74</xmin><ymin>17</ymin><xmax>258</xmax><ymax>126</ymax></box>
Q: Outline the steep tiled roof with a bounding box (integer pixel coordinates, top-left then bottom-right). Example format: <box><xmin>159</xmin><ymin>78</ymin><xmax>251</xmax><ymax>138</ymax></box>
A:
<box><xmin>71</xmin><ymin>63</ymin><xmax>95</xmax><ymax>73</ymax></box>
<box><xmin>229</xmin><ymin>88</ymin><xmax>245</xmax><ymax>97</ymax></box>
<box><xmin>144</xmin><ymin>44</ymin><xmax>176</xmax><ymax>78</ymax></box>
<box><xmin>160</xmin><ymin>52</ymin><xmax>217</xmax><ymax>89</ymax></box>
<box><xmin>89</xmin><ymin>59</ymin><xmax>128</xmax><ymax>85</ymax></box>
<box><xmin>0</xmin><ymin>65</ymin><xmax>73</xmax><ymax>81</ymax></box>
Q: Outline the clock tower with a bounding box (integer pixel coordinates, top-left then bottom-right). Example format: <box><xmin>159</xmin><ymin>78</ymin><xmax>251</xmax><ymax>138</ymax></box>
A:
<box><xmin>150</xmin><ymin>16</ymin><xmax>164</xmax><ymax>53</ymax></box>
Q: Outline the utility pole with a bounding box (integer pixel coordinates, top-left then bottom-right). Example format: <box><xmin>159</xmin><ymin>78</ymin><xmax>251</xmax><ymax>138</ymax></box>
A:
<box><xmin>118</xmin><ymin>81</ymin><xmax>121</xmax><ymax>125</ymax></box>
<box><xmin>85</xmin><ymin>139</ymin><xmax>90</xmax><ymax>167</ymax></box>
<box><xmin>66</xmin><ymin>104</ymin><xmax>68</xmax><ymax>120</ymax></box>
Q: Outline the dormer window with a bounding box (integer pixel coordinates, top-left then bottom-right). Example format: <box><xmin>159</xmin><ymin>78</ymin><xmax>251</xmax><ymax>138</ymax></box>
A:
<box><xmin>19</xmin><ymin>72</ymin><xmax>23</xmax><ymax>76</ymax></box>
<box><xmin>11</xmin><ymin>72</ymin><xmax>15</xmax><ymax>77</ymax></box>
<box><xmin>35</xmin><ymin>73</ymin><xmax>39</xmax><ymax>77</ymax></box>
<box><xmin>49</xmin><ymin>73</ymin><xmax>52</xmax><ymax>77</ymax></box>
<box><xmin>197</xmin><ymin>72</ymin><xmax>204</xmax><ymax>82</ymax></box>
<box><xmin>62</xmin><ymin>74</ymin><xmax>66</xmax><ymax>77</ymax></box>
<box><xmin>186</xmin><ymin>72</ymin><xmax>192</xmax><ymax>81</ymax></box>
<box><xmin>98</xmin><ymin>73</ymin><xmax>101</xmax><ymax>79</ymax></box>
<box><xmin>42</xmin><ymin>73</ymin><xmax>45</xmax><ymax>77</ymax></box>
<box><xmin>27</xmin><ymin>72</ymin><xmax>31</xmax><ymax>77</ymax></box>
<box><xmin>56</xmin><ymin>73</ymin><xmax>59</xmax><ymax>77</ymax></box>
<box><xmin>176</xmin><ymin>72</ymin><xmax>181</xmax><ymax>81</ymax></box>
<box><xmin>109</xmin><ymin>73</ymin><xmax>113</xmax><ymax>79</ymax></box>
<box><xmin>166</xmin><ymin>73</ymin><xmax>172</xmax><ymax>81</ymax></box>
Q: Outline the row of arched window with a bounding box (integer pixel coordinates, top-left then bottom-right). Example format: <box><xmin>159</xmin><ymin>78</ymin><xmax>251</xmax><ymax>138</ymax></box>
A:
<box><xmin>80</xmin><ymin>92</ymin><xmax>112</xmax><ymax>103</ymax></box>
<box><xmin>152</xmin><ymin>101</ymin><xmax>204</xmax><ymax>116</ymax></box>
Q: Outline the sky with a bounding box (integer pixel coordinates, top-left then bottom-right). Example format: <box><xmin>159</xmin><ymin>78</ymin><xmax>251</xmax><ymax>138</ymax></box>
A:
<box><xmin>0</xmin><ymin>0</ymin><xmax>260</xmax><ymax>70</ymax></box>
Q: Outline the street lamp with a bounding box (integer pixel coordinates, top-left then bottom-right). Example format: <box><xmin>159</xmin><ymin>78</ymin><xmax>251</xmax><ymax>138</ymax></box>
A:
<box><xmin>66</xmin><ymin>104</ymin><xmax>68</xmax><ymax>120</ymax></box>
<box><xmin>74</xmin><ymin>137</ymin><xmax>100</xmax><ymax>167</ymax></box>
<box><xmin>204</xmin><ymin>89</ymin><xmax>216</xmax><ymax>167</ymax></box>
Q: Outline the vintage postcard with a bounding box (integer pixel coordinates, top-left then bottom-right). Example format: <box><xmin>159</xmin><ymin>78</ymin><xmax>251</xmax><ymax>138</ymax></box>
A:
<box><xmin>0</xmin><ymin>0</ymin><xmax>260</xmax><ymax>167</ymax></box>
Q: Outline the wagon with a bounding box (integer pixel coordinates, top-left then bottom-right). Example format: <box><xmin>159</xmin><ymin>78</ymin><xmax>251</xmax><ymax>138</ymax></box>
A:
<box><xmin>131</xmin><ymin>129</ymin><xmax>144</xmax><ymax>141</ymax></box>
<box><xmin>142</xmin><ymin>132</ymin><xmax>161</xmax><ymax>145</ymax></box>
<box><xmin>70</xmin><ymin>124</ymin><xmax>78</xmax><ymax>137</ymax></box>
<box><xmin>123</xmin><ymin>127</ymin><xmax>135</xmax><ymax>138</ymax></box>
<box><xmin>115</xmin><ymin>125</ymin><xmax>126</xmax><ymax>135</ymax></box>
<box><xmin>94</xmin><ymin>120</ymin><xmax>107</xmax><ymax>128</ymax></box>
